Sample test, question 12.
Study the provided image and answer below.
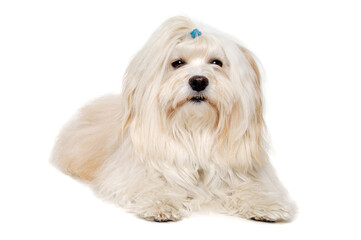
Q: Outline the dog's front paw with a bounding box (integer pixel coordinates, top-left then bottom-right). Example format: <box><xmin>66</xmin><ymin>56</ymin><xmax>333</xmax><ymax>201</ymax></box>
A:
<box><xmin>137</xmin><ymin>204</ymin><xmax>184</xmax><ymax>222</ymax></box>
<box><xmin>247</xmin><ymin>201</ymin><xmax>296</xmax><ymax>223</ymax></box>
<box><xmin>250</xmin><ymin>216</ymin><xmax>276</xmax><ymax>223</ymax></box>
<box><xmin>248</xmin><ymin>210</ymin><xmax>290</xmax><ymax>223</ymax></box>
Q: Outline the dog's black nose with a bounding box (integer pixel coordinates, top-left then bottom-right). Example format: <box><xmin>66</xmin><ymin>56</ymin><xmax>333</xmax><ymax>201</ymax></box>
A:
<box><xmin>189</xmin><ymin>75</ymin><xmax>209</xmax><ymax>92</ymax></box>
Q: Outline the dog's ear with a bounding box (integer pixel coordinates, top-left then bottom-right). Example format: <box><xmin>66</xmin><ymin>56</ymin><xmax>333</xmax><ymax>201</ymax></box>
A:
<box><xmin>223</xmin><ymin>46</ymin><xmax>267</xmax><ymax>172</ymax></box>
<box><xmin>119</xmin><ymin>16</ymin><xmax>196</xmax><ymax>156</ymax></box>
<box><xmin>239</xmin><ymin>46</ymin><xmax>261</xmax><ymax>87</ymax></box>
<box><xmin>240</xmin><ymin>46</ymin><xmax>266</xmax><ymax>170</ymax></box>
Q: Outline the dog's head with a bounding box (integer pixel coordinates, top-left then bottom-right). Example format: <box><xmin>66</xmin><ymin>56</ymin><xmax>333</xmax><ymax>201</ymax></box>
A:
<box><xmin>121</xmin><ymin>16</ymin><xmax>266</xmax><ymax>171</ymax></box>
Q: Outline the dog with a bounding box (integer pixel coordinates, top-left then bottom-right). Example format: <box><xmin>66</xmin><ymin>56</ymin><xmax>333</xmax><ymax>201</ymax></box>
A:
<box><xmin>51</xmin><ymin>16</ymin><xmax>296</xmax><ymax>222</ymax></box>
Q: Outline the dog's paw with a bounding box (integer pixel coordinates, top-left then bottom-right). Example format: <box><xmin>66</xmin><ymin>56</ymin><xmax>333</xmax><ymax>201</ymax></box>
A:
<box><xmin>247</xmin><ymin>201</ymin><xmax>296</xmax><ymax>223</ymax></box>
<box><xmin>248</xmin><ymin>211</ymin><xmax>290</xmax><ymax>223</ymax></box>
<box><xmin>137</xmin><ymin>204</ymin><xmax>184</xmax><ymax>222</ymax></box>
<box><xmin>250</xmin><ymin>216</ymin><xmax>276</xmax><ymax>223</ymax></box>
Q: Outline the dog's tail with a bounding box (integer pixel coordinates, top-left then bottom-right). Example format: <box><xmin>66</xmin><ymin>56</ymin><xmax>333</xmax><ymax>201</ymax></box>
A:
<box><xmin>50</xmin><ymin>94</ymin><xmax>124</xmax><ymax>181</ymax></box>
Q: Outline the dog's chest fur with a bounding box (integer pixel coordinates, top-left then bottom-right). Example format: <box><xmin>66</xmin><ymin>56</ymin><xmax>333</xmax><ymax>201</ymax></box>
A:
<box><xmin>169</xmin><ymin>103</ymin><xmax>219</xmax><ymax>165</ymax></box>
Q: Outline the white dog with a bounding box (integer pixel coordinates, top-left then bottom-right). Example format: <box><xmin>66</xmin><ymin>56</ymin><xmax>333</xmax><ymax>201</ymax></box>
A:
<box><xmin>51</xmin><ymin>16</ymin><xmax>295</xmax><ymax>222</ymax></box>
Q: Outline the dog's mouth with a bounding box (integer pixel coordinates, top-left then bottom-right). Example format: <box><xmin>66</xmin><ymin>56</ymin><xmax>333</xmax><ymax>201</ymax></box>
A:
<box><xmin>167</xmin><ymin>94</ymin><xmax>218</xmax><ymax>118</ymax></box>
<box><xmin>190</xmin><ymin>95</ymin><xmax>207</xmax><ymax>103</ymax></box>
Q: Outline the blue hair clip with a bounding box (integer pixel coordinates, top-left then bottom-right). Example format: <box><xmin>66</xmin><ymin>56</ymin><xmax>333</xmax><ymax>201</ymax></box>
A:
<box><xmin>190</xmin><ymin>28</ymin><xmax>202</xmax><ymax>39</ymax></box>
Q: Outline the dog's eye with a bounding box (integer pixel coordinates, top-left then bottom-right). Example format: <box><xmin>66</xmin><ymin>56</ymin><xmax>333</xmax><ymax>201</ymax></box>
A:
<box><xmin>210</xmin><ymin>59</ymin><xmax>223</xmax><ymax>67</ymax></box>
<box><xmin>171</xmin><ymin>59</ymin><xmax>186</xmax><ymax>69</ymax></box>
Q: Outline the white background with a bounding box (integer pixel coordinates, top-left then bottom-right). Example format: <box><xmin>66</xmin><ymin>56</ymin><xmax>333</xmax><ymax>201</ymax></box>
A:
<box><xmin>1</xmin><ymin>0</ymin><xmax>361</xmax><ymax>239</ymax></box>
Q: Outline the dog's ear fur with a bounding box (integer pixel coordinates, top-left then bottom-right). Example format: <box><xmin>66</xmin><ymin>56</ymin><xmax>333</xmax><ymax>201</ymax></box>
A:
<box><xmin>223</xmin><ymin>46</ymin><xmax>267</xmax><ymax>172</ymax></box>
<box><xmin>121</xmin><ymin>16</ymin><xmax>196</xmax><ymax>159</ymax></box>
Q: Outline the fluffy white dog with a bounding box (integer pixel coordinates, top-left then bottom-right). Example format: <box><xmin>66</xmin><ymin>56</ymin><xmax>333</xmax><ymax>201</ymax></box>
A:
<box><xmin>52</xmin><ymin>16</ymin><xmax>295</xmax><ymax>222</ymax></box>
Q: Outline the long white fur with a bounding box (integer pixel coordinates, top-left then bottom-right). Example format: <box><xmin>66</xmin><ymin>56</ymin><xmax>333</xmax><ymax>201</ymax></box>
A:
<box><xmin>51</xmin><ymin>16</ymin><xmax>296</xmax><ymax>222</ymax></box>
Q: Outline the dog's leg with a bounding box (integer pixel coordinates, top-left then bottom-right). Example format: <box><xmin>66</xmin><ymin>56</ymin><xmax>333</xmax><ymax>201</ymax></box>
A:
<box><xmin>215</xmin><ymin>163</ymin><xmax>296</xmax><ymax>222</ymax></box>
<box><xmin>123</xmin><ymin>175</ymin><xmax>197</xmax><ymax>222</ymax></box>
<box><xmin>93</xmin><ymin>156</ymin><xmax>195</xmax><ymax>222</ymax></box>
<box><xmin>132</xmin><ymin>190</ymin><xmax>193</xmax><ymax>222</ymax></box>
